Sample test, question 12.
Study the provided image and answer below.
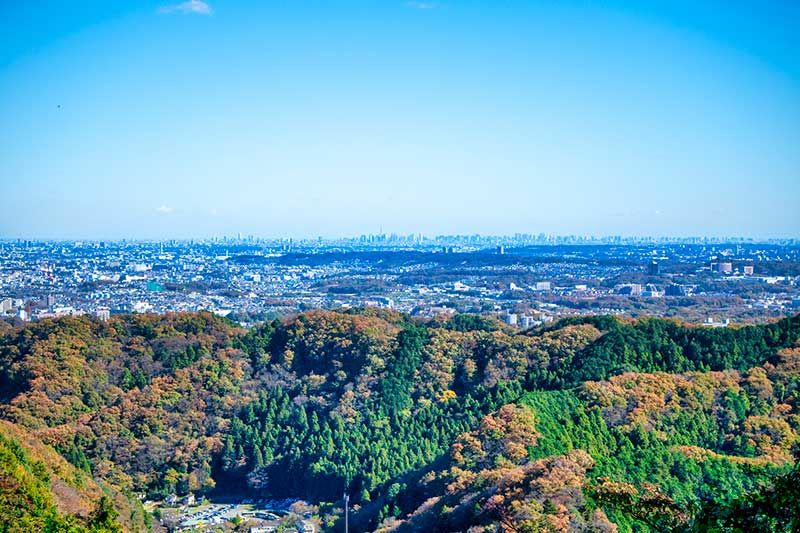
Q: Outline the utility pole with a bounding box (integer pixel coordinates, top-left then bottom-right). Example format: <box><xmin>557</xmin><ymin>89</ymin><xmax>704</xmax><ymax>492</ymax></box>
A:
<box><xmin>344</xmin><ymin>492</ymin><xmax>350</xmax><ymax>533</ymax></box>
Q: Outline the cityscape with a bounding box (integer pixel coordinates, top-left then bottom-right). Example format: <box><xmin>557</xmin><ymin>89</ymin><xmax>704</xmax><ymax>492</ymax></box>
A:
<box><xmin>2</xmin><ymin>235</ymin><xmax>799</xmax><ymax>329</ymax></box>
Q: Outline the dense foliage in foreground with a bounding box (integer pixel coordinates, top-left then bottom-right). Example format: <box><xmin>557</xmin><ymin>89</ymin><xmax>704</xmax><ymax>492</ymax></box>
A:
<box><xmin>0</xmin><ymin>420</ymin><xmax>144</xmax><ymax>532</ymax></box>
<box><xmin>0</xmin><ymin>310</ymin><xmax>799</xmax><ymax>531</ymax></box>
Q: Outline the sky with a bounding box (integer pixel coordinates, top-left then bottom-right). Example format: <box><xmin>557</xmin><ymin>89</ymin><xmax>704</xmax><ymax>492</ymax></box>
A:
<box><xmin>0</xmin><ymin>0</ymin><xmax>798</xmax><ymax>240</ymax></box>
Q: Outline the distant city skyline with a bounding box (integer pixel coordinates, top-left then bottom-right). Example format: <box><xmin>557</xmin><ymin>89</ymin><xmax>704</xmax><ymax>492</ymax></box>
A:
<box><xmin>1</xmin><ymin>232</ymin><xmax>798</xmax><ymax>245</ymax></box>
<box><xmin>1</xmin><ymin>1</ymin><xmax>799</xmax><ymax>239</ymax></box>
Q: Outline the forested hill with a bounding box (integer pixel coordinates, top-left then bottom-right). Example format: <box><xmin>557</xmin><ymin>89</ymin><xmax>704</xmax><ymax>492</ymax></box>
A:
<box><xmin>0</xmin><ymin>419</ymin><xmax>146</xmax><ymax>532</ymax></box>
<box><xmin>0</xmin><ymin>310</ymin><xmax>799</xmax><ymax>531</ymax></box>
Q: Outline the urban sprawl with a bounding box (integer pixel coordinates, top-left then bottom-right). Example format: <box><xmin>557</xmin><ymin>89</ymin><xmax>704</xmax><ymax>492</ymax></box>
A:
<box><xmin>2</xmin><ymin>234</ymin><xmax>799</xmax><ymax>328</ymax></box>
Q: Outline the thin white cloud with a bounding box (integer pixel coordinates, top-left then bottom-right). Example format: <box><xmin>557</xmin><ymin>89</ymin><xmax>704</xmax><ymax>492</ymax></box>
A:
<box><xmin>406</xmin><ymin>1</ymin><xmax>437</xmax><ymax>9</ymax></box>
<box><xmin>158</xmin><ymin>0</ymin><xmax>212</xmax><ymax>15</ymax></box>
<box><xmin>156</xmin><ymin>205</ymin><xmax>174</xmax><ymax>214</ymax></box>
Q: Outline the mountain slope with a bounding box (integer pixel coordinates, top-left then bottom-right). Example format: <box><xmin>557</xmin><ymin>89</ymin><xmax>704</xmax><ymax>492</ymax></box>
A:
<box><xmin>0</xmin><ymin>311</ymin><xmax>798</xmax><ymax>531</ymax></box>
<box><xmin>0</xmin><ymin>419</ymin><xmax>145</xmax><ymax>532</ymax></box>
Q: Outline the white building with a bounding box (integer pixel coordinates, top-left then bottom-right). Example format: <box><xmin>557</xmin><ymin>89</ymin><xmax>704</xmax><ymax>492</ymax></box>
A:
<box><xmin>132</xmin><ymin>301</ymin><xmax>154</xmax><ymax>313</ymax></box>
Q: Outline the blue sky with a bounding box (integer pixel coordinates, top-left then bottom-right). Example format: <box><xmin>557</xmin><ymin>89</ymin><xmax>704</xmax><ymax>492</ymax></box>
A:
<box><xmin>0</xmin><ymin>0</ymin><xmax>798</xmax><ymax>239</ymax></box>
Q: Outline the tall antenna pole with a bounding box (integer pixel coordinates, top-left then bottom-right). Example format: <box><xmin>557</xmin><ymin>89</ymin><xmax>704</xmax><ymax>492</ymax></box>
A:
<box><xmin>344</xmin><ymin>492</ymin><xmax>349</xmax><ymax>533</ymax></box>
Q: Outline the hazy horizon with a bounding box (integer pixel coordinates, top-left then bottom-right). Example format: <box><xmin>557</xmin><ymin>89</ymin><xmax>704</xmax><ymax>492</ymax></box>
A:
<box><xmin>2</xmin><ymin>0</ymin><xmax>799</xmax><ymax>240</ymax></box>
<box><xmin>1</xmin><ymin>231</ymin><xmax>798</xmax><ymax>243</ymax></box>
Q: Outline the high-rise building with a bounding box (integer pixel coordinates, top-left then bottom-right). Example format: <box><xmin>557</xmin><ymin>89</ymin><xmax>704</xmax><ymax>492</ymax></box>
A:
<box><xmin>647</xmin><ymin>260</ymin><xmax>660</xmax><ymax>275</ymax></box>
<box><xmin>618</xmin><ymin>284</ymin><xmax>643</xmax><ymax>296</ymax></box>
